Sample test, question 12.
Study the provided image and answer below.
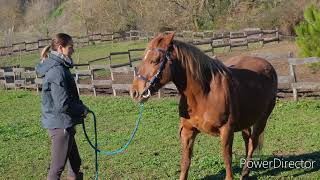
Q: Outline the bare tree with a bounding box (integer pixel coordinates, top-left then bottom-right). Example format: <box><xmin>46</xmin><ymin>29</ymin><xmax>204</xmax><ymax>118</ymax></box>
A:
<box><xmin>74</xmin><ymin>0</ymin><xmax>105</xmax><ymax>35</ymax></box>
<box><xmin>24</xmin><ymin>0</ymin><xmax>56</xmax><ymax>37</ymax></box>
<box><xmin>0</xmin><ymin>0</ymin><xmax>23</xmax><ymax>32</ymax></box>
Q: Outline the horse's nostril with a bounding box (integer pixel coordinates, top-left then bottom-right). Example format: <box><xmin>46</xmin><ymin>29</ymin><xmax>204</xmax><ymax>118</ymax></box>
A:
<box><xmin>141</xmin><ymin>89</ymin><xmax>151</xmax><ymax>99</ymax></box>
<box><xmin>132</xmin><ymin>89</ymin><xmax>139</xmax><ymax>99</ymax></box>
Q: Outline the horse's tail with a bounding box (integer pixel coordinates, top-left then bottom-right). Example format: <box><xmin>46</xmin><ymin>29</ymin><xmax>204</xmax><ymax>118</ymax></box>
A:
<box><xmin>256</xmin><ymin>92</ymin><xmax>276</xmax><ymax>155</ymax></box>
<box><xmin>256</xmin><ymin>131</ymin><xmax>264</xmax><ymax>155</ymax></box>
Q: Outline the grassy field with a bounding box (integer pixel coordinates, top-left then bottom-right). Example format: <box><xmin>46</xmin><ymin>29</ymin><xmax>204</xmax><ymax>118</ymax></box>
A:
<box><xmin>0</xmin><ymin>90</ymin><xmax>319</xmax><ymax>179</ymax></box>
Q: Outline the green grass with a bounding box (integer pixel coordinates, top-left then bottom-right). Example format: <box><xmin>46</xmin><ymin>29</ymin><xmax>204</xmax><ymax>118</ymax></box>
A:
<box><xmin>309</xmin><ymin>62</ymin><xmax>320</xmax><ymax>74</ymax></box>
<box><xmin>0</xmin><ymin>41</ymin><xmax>147</xmax><ymax>68</ymax></box>
<box><xmin>48</xmin><ymin>2</ymin><xmax>66</xmax><ymax>21</ymax></box>
<box><xmin>0</xmin><ymin>90</ymin><xmax>319</xmax><ymax>179</ymax></box>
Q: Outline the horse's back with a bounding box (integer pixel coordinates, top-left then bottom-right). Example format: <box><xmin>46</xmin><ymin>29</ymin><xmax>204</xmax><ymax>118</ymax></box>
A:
<box><xmin>225</xmin><ymin>56</ymin><xmax>276</xmax><ymax>78</ymax></box>
<box><xmin>224</xmin><ymin>56</ymin><xmax>277</xmax><ymax>130</ymax></box>
<box><xmin>224</xmin><ymin>55</ymin><xmax>277</xmax><ymax>89</ymax></box>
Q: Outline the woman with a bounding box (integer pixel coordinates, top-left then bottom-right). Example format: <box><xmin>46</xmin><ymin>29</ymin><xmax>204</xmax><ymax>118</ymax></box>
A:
<box><xmin>36</xmin><ymin>33</ymin><xmax>88</xmax><ymax>180</ymax></box>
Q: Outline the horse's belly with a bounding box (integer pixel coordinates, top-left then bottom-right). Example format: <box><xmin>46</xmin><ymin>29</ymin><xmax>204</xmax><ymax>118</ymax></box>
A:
<box><xmin>203</xmin><ymin>124</ymin><xmax>221</xmax><ymax>136</ymax></box>
<box><xmin>196</xmin><ymin>123</ymin><xmax>221</xmax><ymax>136</ymax></box>
<box><xmin>234</xmin><ymin>88</ymin><xmax>275</xmax><ymax>131</ymax></box>
<box><xmin>234</xmin><ymin>118</ymin><xmax>256</xmax><ymax>131</ymax></box>
<box><xmin>188</xmin><ymin>113</ymin><xmax>225</xmax><ymax>136</ymax></box>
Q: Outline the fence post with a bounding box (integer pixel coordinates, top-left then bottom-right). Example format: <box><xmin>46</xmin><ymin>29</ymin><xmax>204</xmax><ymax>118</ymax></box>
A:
<box><xmin>289</xmin><ymin>63</ymin><xmax>297</xmax><ymax>101</ymax></box>
<box><xmin>23</xmin><ymin>42</ymin><xmax>26</xmax><ymax>53</ymax></box>
<box><xmin>276</xmin><ymin>28</ymin><xmax>280</xmax><ymax>43</ymax></box>
<box><xmin>259</xmin><ymin>32</ymin><xmax>263</xmax><ymax>47</ymax></box>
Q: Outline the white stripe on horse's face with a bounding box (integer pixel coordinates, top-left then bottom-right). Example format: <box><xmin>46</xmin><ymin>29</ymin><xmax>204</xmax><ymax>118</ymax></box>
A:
<box><xmin>143</xmin><ymin>50</ymin><xmax>152</xmax><ymax>61</ymax></box>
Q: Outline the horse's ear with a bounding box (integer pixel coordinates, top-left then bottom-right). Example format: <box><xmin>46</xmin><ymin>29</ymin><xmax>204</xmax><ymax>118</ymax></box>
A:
<box><xmin>164</xmin><ymin>32</ymin><xmax>175</xmax><ymax>47</ymax></box>
<box><xmin>156</xmin><ymin>33</ymin><xmax>164</xmax><ymax>38</ymax></box>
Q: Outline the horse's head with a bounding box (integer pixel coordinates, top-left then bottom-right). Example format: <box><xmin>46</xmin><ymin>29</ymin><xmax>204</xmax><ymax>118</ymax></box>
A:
<box><xmin>132</xmin><ymin>32</ymin><xmax>176</xmax><ymax>103</ymax></box>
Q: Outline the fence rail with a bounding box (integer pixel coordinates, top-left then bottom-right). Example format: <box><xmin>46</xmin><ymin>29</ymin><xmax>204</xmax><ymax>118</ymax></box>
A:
<box><xmin>0</xmin><ymin>28</ymin><xmax>281</xmax><ymax>57</ymax></box>
<box><xmin>1</xmin><ymin>47</ymin><xmax>320</xmax><ymax>100</ymax></box>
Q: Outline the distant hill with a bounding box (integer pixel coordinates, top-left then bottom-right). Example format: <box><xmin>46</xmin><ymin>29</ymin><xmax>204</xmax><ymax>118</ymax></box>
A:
<box><xmin>0</xmin><ymin>0</ymin><xmax>319</xmax><ymax>45</ymax></box>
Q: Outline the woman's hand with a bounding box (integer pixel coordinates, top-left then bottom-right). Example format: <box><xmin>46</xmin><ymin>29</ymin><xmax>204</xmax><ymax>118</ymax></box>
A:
<box><xmin>82</xmin><ymin>106</ymin><xmax>90</xmax><ymax>118</ymax></box>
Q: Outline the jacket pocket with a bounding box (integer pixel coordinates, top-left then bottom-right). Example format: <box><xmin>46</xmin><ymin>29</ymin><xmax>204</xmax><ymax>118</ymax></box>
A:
<box><xmin>42</xmin><ymin>82</ymin><xmax>51</xmax><ymax>91</ymax></box>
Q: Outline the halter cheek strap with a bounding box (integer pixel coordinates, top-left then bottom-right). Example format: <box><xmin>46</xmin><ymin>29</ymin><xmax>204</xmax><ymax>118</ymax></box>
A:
<box><xmin>135</xmin><ymin>48</ymin><xmax>171</xmax><ymax>83</ymax></box>
<box><xmin>134</xmin><ymin>69</ymin><xmax>150</xmax><ymax>82</ymax></box>
<box><xmin>135</xmin><ymin>47</ymin><xmax>172</xmax><ymax>96</ymax></box>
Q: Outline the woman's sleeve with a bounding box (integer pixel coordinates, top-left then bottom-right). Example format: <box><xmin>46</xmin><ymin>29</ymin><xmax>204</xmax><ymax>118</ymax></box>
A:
<box><xmin>48</xmin><ymin>69</ymin><xmax>87</xmax><ymax>117</ymax></box>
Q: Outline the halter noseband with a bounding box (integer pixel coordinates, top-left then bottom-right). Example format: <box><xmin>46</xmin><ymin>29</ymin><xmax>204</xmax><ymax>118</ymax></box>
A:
<box><xmin>135</xmin><ymin>47</ymin><xmax>172</xmax><ymax>98</ymax></box>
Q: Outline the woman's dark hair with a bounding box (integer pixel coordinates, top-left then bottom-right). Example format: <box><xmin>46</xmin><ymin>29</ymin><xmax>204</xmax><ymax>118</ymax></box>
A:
<box><xmin>41</xmin><ymin>33</ymin><xmax>73</xmax><ymax>59</ymax></box>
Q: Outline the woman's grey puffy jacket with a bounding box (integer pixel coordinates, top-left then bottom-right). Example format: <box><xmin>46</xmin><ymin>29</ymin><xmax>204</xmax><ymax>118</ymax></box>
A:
<box><xmin>36</xmin><ymin>51</ymin><xmax>86</xmax><ymax>129</ymax></box>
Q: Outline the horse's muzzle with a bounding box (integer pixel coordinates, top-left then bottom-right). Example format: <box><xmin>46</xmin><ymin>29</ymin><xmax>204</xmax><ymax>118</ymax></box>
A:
<box><xmin>131</xmin><ymin>88</ymin><xmax>151</xmax><ymax>103</ymax></box>
<box><xmin>132</xmin><ymin>89</ymin><xmax>139</xmax><ymax>99</ymax></box>
<box><xmin>141</xmin><ymin>89</ymin><xmax>151</xmax><ymax>99</ymax></box>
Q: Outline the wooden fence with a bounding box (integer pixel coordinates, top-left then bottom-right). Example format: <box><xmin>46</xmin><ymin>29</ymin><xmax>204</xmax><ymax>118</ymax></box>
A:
<box><xmin>288</xmin><ymin>57</ymin><xmax>320</xmax><ymax>101</ymax></box>
<box><xmin>0</xmin><ymin>28</ymin><xmax>280</xmax><ymax>57</ymax></box>
<box><xmin>1</xmin><ymin>49</ymin><xmax>320</xmax><ymax>100</ymax></box>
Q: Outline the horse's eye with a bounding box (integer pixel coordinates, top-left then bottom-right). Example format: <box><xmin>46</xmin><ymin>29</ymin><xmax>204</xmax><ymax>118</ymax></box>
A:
<box><xmin>150</xmin><ymin>57</ymin><xmax>161</xmax><ymax>64</ymax></box>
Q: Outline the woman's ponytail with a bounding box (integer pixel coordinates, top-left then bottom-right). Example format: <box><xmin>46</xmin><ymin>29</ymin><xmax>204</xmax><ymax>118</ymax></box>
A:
<box><xmin>40</xmin><ymin>45</ymin><xmax>51</xmax><ymax>61</ymax></box>
<box><xmin>40</xmin><ymin>33</ymin><xmax>72</xmax><ymax>62</ymax></box>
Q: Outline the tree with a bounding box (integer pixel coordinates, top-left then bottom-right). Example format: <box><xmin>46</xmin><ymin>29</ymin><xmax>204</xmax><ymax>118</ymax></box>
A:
<box><xmin>24</xmin><ymin>0</ymin><xmax>56</xmax><ymax>37</ymax></box>
<box><xmin>0</xmin><ymin>0</ymin><xmax>23</xmax><ymax>32</ymax></box>
<box><xmin>0</xmin><ymin>0</ymin><xmax>24</xmax><ymax>45</ymax></box>
<box><xmin>295</xmin><ymin>4</ymin><xmax>320</xmax><ymax>57</ymax></box>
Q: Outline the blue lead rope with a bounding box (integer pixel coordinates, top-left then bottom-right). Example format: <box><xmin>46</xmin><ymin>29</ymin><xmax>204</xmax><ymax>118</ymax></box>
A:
<box><xmin>82</xmin><ymin>103</ymin><xmax>145</xmax><ymax>179</ymax></box>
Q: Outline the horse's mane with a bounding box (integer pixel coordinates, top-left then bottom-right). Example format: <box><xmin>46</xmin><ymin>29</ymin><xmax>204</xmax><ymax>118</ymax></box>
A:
<box><xmin>172</xmin><ymin>40</ymin><xmax>229</xmax><ymax>94</ymax></box>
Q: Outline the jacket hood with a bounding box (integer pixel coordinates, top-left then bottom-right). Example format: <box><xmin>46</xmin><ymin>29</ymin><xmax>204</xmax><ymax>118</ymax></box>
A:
<box><xmin>36</xmin><ymin>51</ymin><xmax>73</xmax><ymax>77</ymax></box>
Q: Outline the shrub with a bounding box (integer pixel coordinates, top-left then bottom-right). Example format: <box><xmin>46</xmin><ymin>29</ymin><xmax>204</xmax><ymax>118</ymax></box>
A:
<box><xmin>295</xmin><ymin>5</ymin><xmax>320</xmax><ymax>57</ymax></box>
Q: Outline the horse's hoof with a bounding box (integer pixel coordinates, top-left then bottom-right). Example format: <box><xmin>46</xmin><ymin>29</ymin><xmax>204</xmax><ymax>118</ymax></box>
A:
<box><xmin>241</xmin><ymin>168</ymin><xmax>250</xmax><ymax>178</ymax></box>
<box><xmin>240</xmin><ymin>174</ymin><xmax>249</xmax><ymax>180</ymax></box>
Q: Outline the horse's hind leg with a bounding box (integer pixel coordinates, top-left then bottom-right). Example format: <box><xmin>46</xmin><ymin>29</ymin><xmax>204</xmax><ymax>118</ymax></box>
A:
<box><xmin>241</xmin><ymin>101</ymin><xmax>275</xmax><ymax>179</ymax></box>
<box><xmin>220</xmin><ymin>123</ymin><xmax>235</xmax><ymax>180</ymax></box>
<box><xmin>179</xmin><ymin>119</ymin><xmax>198</xmax><ymax>180</ymax></box>
<box><xmin>241</xmin><ymin>128</ymin><xmax>251</xmax><ymax>157</ymax></box>
<box><xmin>241</xmin><ymin>120</ymin><xmax>267</xmax><ymax>179</ymax></box>
<box><xmin>240</xmin><ymin>127</ymin><xmax>256</xmax><ymax>179</ymax></box>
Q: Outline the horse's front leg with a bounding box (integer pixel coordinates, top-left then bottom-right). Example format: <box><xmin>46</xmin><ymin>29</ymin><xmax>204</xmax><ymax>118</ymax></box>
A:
<box><xmin>220</xmin><ymin>123</ymin><xmax>235</xmax><ymax>180</ymax></box>
<box><xmin>179</xmin><ymin>119</ymin><xmax>198</xmax><ymax>180</ymax></box>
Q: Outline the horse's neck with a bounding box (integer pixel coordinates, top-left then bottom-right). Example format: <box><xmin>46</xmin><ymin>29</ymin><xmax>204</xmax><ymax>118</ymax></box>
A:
<box><xmin>170</xmin><ymin>60</ymin><xmax>187</xmax><ymax>92</ymax></box>
<box><xmin>185</xmin><ymin>72</ymin><xmax>205</xmax><ymax>96</ymax></box>
<box><xmin>171</xmin><ymin>61</ymin><xmax>206</xmax><ymax>99</ymax></box>
<box><xmin>172</xmin><ymin>61</ymin><xmax>229</xmax><ymax>106</ymax></box>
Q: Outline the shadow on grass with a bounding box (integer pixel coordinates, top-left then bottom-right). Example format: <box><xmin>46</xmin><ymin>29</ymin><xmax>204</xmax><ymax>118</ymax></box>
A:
<box><xmin>202</xmin><ymin>151</ymin><xmax>320</xmax><ymax>180</ymax></box>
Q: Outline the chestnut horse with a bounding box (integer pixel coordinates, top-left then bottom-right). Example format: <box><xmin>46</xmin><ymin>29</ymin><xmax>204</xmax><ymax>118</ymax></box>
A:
<box><xmin>132</xmin><ymin>32</ymin><xmax>277</xmax><ymax>180</ymax></box>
